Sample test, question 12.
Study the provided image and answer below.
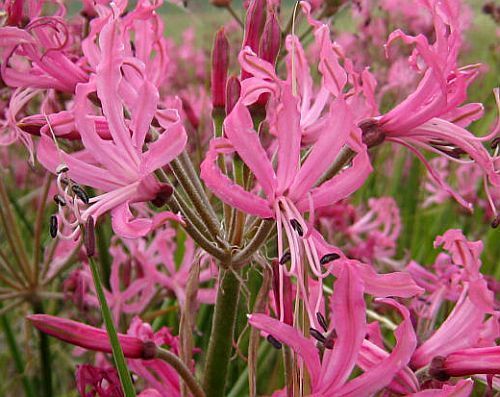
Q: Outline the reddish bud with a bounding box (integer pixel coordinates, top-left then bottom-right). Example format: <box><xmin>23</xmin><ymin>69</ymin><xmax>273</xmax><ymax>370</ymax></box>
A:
<box><xmin>225</xmin><ymin>76</ymin><xmax>241</xmax><ymax>115</ymax></box>
<box><xmin>212</xmin><ymin>28</ymin><xmax>230</xmax><ymax>109</ymax></box>
<box><xmin>259</xmin><ymin>10</ymin><xmax>281</xmax><ymax>65</ymax></box>
<box><xmin>28</xmin><ymin>314</ymin><xmax>149</xmax><ymax>359</ymax></box>
<box><xmin>243</xmin><ymin>0</ymin><xmax>267</xmax><ymax>54</ymax></box>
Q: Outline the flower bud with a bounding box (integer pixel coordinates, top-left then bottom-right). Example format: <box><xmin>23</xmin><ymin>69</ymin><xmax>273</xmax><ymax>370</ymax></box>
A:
<box><xmin>259</xmin><ymin>10</ymin><xmax>281</xmax><ymax>65</ymax></box>
<box><xmin>28</xmin><ymin>314</ymin><xmax>148</xmax><ymax>359</ymax></box>
<box><xmin>243</xmin><ymin>0</ymin><xmax>267</xmax><ymax>53</ymax></box>
<box><xmin>225</xmin><ymin>76</ymin><xmax>241</xmax><ymax>115</ymax></box>
<box><xmin>211</xmin><ymin>28</ymin><xmax>230</xmax><ymax>109</ymax></box>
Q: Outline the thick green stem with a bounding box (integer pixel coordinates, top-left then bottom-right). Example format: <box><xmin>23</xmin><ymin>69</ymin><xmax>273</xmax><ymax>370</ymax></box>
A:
<box><xmin>203</xmin><ymin>269</ymin><xmax>241</xmax><ymax>397</ymax></box>
<box><xmin>88</xmin><ymin>256</ymin><xmax>136</xmax><ymax>397</ymax></box>
<box><xmin>32</xmin><ymin>301</ymin><xmax>53</xmax><ymax>397</ymax></box>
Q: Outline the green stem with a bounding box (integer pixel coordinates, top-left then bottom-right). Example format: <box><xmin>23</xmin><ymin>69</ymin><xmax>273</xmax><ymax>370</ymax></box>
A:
<box><xmin>233</xmin><ymin>220</ymin><xmax>275</xmax><ymax>267</ymax></box>
<box><xmin>88</xmin><ymin>256</ymin><xmax>136</xmax><ymax>397</ymax></box>
<box><xmin>32</xmin><ymin>301</ymin><xmax>53</xmax><ymax>397</ymax></box>
<box><xmin>203</xmin><ymin>269</ymin><xmax>241</xmax><ymax>397</ymax></box>
<box><xmin>0</xmin><ymin>309</ymin><xmax>36</xmax><ymax>397</ymax></box>
<box><xmin>156</xmin><ymin>348</ymin><xmax>206</xmax><ymax>397</ymax></box>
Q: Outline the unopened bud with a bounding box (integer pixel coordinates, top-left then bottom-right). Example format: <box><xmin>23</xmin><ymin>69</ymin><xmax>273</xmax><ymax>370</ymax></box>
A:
<box><xmin>243</xmin><ymin>0</ymin><xmax>267</xmax><ymax>53</ymax></box>
<box><xmin>225</xmin><ymin>76</ymin><xmax>241</xmax><ymax>115</ymax></box>
<box><xmin>212</xmin><ymin>28</ymin><xmax>230</xmax><ymax>109</ymax></box>
<box><xmin>259</xmin><ymin>10</ymin><xmax>281</xmax><ymax>65</ymax></box>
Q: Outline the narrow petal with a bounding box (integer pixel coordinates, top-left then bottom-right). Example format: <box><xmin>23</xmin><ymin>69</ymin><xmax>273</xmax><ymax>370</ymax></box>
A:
<box><xmin>318</xmin><ymin>265</ymin><xmax>366</xmax><ymax>392</ymax></box>
<box><xmin>248</xmin><ymin>313</ymin><xmax>321</xmax><ymax>386</ymax></box>
<box><xmin>335</xmin><ymin>299</ymin><xmax>417</xmax><ymax>397</ymax></box>
<box><xmin>200</xmin><ymin>138</ymin><xmax>273</xmax><ymax>218</ymax></box>
<box><xmin>224</xmin><ymin>101</ymin><xmax>277</xmax><ymax>199</ymax></box>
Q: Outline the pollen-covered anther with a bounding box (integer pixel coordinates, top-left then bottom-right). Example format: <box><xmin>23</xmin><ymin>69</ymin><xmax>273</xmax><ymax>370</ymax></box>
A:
<box><xmin>290</xmin><ymin>219</ymin><xmax>304</xmax><ymax>237</ymax></box>
<box><xmin>319</xmin><ymin>253</ymin><xmax>341</xmax><ymax>265</ymax></box>
<box><xmin>491</xmin><ymin>137</ymin><xmax>500</xmax><ymax>149</ymax></box>
<box><xmin>491</xmin><ymin>215</ymin><xmax>499</xmax><ymax>229</ymax></box>
<box><xmin>49</xmin><ymin>215</ymin><xmax>58</xmax><ymax>238</ymax></box>
<box><xmin>71</xmin><ymin>184</ymin><xmax>90</xmax><ymax>204</ymax></box>
<box><xmin>266</xmin><ymin>334</ymin><xmax>282</xmax><ymax>349</ymax></box>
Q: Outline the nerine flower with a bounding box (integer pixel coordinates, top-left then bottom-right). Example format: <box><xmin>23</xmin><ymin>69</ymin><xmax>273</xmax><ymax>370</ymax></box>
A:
<box><xmin>37</xmin><ymin>12</ymin><xmax>187</xmax><ymax>239</ymax></box>
<box><xmin>249</xmin><ymin>265</ymin><xmax>417</xmax><ymax>396</ymax></box>
<box><xmin>201</xmin><ymin>85</ymin><xmax>372</xmax><ymax>326</ymax></box>
<box><xmin>358</xmin><ymin>0</ymin><xmax>499</xmax><ymax>220</ymax></box>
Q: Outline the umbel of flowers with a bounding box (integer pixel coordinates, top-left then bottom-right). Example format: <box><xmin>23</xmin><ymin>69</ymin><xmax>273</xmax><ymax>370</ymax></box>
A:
<box><xmin>0</xmin><ymin>0</ymin><xmax>498</xmax><ymax>396</ymax></box>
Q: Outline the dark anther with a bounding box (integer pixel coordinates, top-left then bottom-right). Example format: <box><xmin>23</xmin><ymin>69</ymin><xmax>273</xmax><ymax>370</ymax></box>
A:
<box><xmin>56</xmin><ymin>164</ymin><xmax>69</xmax><ymax>174</ymax></box>
<box><xmin>84</xmin><ymin>216</ymin><xmax>96</xmax><ymax>258</ymax></box>
<box><xmin>491</xmin><ymin>215</ymin><xmax>499</xmax><ymax>229</ymax></box>
<box><xmin>141</xmin><ymin>341</ymin><xmax>157</xmax><ymax>360</ymax></box>
<box><xmin>290</xmin><ymin>219</ymin><xmax>304</xmax><ymax>237</ymax></box>
<box><xmin>266</xmin><ymin>334</ymin><xmax>282</xmax><ymax>349</ymax></box>
<box><xmin>151</xmin><ymin>184</ymin><xmax>174</xmax><ymax>208</ymax></box>
<box><xmin>309</xmin><ymin>328</ymin><xmax>326</xmax><ymax>344</ymax></box>
<box><xmin>316</xmin><ymin>312</ymin><xmax>328</xmax><ymax>332</ymax></box>
<box><xmin>53</xmin><ymin>194</ymin><xmax>66</xmax><ymax>207</ymax></box>
<box><xmin>279</xmin><ymin>251</ymin><xmax>291</xmax><ymax>265</ymax></box>
<box><xmin>491</xmin><ymin>137</ymin><xmax>500</xmax><ymax>149</ymax></box>
<box><xmin>320</xmin><ymin>253</ymin><xmax>341</xmax><ymax>265</ymax></box>
<box><xmin>429</xmin><ymin>356</ymin><xmax>451</xmax><ymax>382</ymax></box>
<box><xmin>49</xmin><ymin>215</ymin><xmax>58</xmax><ymax>238</ymax></box>
<box><xmin>72</xmin><ymin>184</ymin><xmax>90</xmax><ymax>204</ymax></box>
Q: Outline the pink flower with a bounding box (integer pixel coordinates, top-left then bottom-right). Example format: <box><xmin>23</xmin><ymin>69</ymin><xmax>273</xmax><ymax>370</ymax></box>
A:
<box><xmin>37</xmin><ymin>12</ymin><xmax>187</xmax><ymax>239</ymax></box>
<box><xmin>28</xmin><ymin>314</ymin><xmax>148</xmax><ymax>359</ymax></box>
<box><xmin>359</xmin><ymin>0</ymin><xmax>499</xmax><ymax>219</ymax></box>
<box><xmin>249</xmin><ymin>265</ymin><xmax>417</xmax><ymax>396</ymax></box>
<box><xmin>76</xmin><ymin>364</ymin><xmax>123</xmax><ymax>397</ymax></box>
<box><xmin>201</xmin><ymin>85</ymin><xmax>371</xmax><ymax>326</ymax></box>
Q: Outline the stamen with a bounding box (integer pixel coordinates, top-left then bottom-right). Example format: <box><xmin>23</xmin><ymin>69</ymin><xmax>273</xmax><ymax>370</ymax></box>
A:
<box><xmin>279</xmin><ymin>251</ymin><xmax>291</xmax><ymax>265</ymax></box>
<box><xmin>491</xmin><ymin>215</ymin><xmax>499</xmax><ymax>229</ymax></box>
<box><xmin>290</xmin><ymin>218</ymin><xmax>304</xmax><ymax>237</ymax></box>
<box><xmin>266</xmin><ymin>334</ymin><xmax>282</xmax><ymax>349</ymax></box>
<box><xmin>316</xmin><ymin>312</ymin><xmax>328</xmax><ymax>332</ymax></box>
<box><xmin>53</xmin><ymin>194</ymin><xmax>66</xmax><ymax>207</ymax></box>
<box><xmin>309</xmin><ymin>327</ymin><xmax>326</xmax><ymax>344</ymax></box>
<box><xmin>491</xmin><ymin>137</ymin><xmax>499</xmax><ymax>149</ymax></box>
<box><xmin>320</xmin><ymin>253</ymin><xmax>340</xmax><ymax>265</ymax></box>
<box><xmin>71</xmin><ymin>184</ymin><xmax>90</xmax><ymax>204</ymax></box>
<box><xmin>49</xmin><ymin>215</ymin><xmax>58</xmax><ymax>238</ymax></box>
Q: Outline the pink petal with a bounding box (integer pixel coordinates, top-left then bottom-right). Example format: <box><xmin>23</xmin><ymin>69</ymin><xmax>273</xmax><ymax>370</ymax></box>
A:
<box><xmin>318</xmin><ymin>264</ymin><xmax>366</xmax><ymax>392</ymax></box>
<box><xmin>335</xmin><ymin>299</ymin><xmax>417</xmax><ymax>397</ymax></box>
<box><xmin>200</xmin><ymin>138</ymin><xmax>273</xmax><ymax>218</ymax></box>
<box><xmin>248</xmin><ymin>313</ymin><xmax>321</xmax><ymax>386</ymax></box>
<box><xmin>223</xmin><ymin>101</ymin><xmax>277</xmax><ymax>199</ymax></box>
<box><xmin>276</xmin><ymin>86</ymin><xmax>301</xmax><ymax>194</ymax></box>
<box><xmin>289</xmin><ymin>99</ymin><xmax>353</xmax><ymax>201</ymax></box>
<box><xmin>111</xmin><ymin>201</ymin><xmax>153</xmax><ymax>239</ymax></box>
